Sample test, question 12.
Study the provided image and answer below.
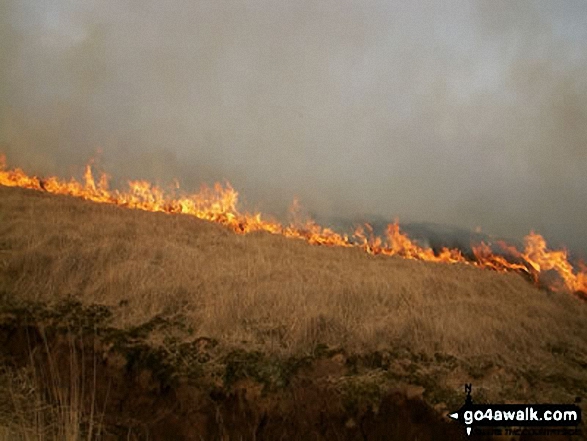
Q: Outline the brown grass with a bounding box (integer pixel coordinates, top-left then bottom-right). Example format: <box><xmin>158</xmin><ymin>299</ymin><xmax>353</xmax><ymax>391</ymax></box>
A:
<box><xmin>2</xmin><ymin>184</ymin><xmax>587</xmax><ymax>439</ymax></box>
<box><xmin>1</xmin><ymin>185</ymin><xmax>585</xmax><ymax>367</ymax></box>
<box><xmin>0</xmin><ymin>326</ymin><xmax>104</xmax><ymax>441</ymax></box>
<box><xmin>0</xmin><ymin>183</ymin><xmax>587</xmax><ymax>439</ymax></box>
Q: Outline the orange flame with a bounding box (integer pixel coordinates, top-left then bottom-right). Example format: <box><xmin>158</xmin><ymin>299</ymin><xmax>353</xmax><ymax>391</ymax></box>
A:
<box><xmin>0</xmin><ymin>153</ymin><xmax>585</xmax><ymax>298</ymax></box>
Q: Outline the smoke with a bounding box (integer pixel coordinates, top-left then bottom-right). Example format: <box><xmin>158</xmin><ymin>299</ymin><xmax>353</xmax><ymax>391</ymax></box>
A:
<box><xmin>1</xmin><ymin>0</ymin><xmax>586</xmax><ymax>256</ymax></box>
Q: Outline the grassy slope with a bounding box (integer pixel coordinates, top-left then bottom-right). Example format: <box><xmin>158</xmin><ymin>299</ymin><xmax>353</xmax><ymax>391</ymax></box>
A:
<box><xmin>0</xmin><ymin>185</ymin><xmax>586</xmax><ymax>418</ymax></box>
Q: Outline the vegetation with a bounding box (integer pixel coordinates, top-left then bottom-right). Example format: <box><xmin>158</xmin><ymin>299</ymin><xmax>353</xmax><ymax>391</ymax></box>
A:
<box><xmin>0</xmin><ymin>186</ymin><xmax>585</xmax><ymax>439</ymax></box>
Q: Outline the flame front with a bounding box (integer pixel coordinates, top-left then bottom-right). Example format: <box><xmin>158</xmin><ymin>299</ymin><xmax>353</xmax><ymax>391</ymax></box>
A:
<box><xmin>1</xmin><ymin>153</ymin><xmax>585</xmax><ymax>298</ymax></box>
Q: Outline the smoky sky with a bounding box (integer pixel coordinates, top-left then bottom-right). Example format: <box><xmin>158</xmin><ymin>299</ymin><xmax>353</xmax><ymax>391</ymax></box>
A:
<box><xmin>1</xmin><ymin>0</ymin><xmax>586</xmax><ymax>254</ymax></box>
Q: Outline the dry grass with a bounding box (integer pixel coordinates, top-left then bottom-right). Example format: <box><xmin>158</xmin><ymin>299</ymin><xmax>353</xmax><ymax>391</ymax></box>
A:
<box><xmin>2</xmin><ymin>185</ymin><xmax>587</xmax><ymax>439</ymax></box>
<box><xmin>0</xmin><ymin>327</ymin><xmax>104</xmax><ymax>441</ymax></box>
<box><xmin>1</xmin><ymin>185</ymin><xmax>585</xmax><ymax>370</ymax></box>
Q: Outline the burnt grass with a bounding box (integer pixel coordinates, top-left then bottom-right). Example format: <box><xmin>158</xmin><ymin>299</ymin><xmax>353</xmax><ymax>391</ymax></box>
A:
<box><xmin>0</xmin><ymin>298</ymin><xmax>585</xmax><ymax>440</ymax></box>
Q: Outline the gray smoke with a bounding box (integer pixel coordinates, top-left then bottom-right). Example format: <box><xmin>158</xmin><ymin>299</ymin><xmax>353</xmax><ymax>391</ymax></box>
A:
<box><xmin>1</xmin><ymin>0</ymin><xmax>586</xmax><ymax>257</ymax></box>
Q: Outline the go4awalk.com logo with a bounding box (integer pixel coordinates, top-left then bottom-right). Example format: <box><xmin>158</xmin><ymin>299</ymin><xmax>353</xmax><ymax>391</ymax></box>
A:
<box><xmin>449</xmin><ymin>384</ymin><xmax>582</xmax><ymax>437</ymax></box>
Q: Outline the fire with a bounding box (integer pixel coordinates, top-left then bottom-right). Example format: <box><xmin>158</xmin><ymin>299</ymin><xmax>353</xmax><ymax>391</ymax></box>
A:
<box><xmin>1</xmin><ymin>153</ymin><xmax>585</xmax><ymax>298</ymax></box>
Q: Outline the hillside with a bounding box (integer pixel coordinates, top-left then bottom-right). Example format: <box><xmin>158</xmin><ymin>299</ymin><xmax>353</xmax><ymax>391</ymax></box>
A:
<box><xmin>0</xmin><ymin>185</ymin><xmax>586</xmax><ymax>440</ymax></box>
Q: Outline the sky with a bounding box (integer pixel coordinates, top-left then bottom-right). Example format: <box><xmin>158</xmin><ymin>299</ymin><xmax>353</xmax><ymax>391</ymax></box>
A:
<box><xmin>1</xmin><ymin>0</ymin><xmax>586</xmax><ymax>255</ymax></box>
